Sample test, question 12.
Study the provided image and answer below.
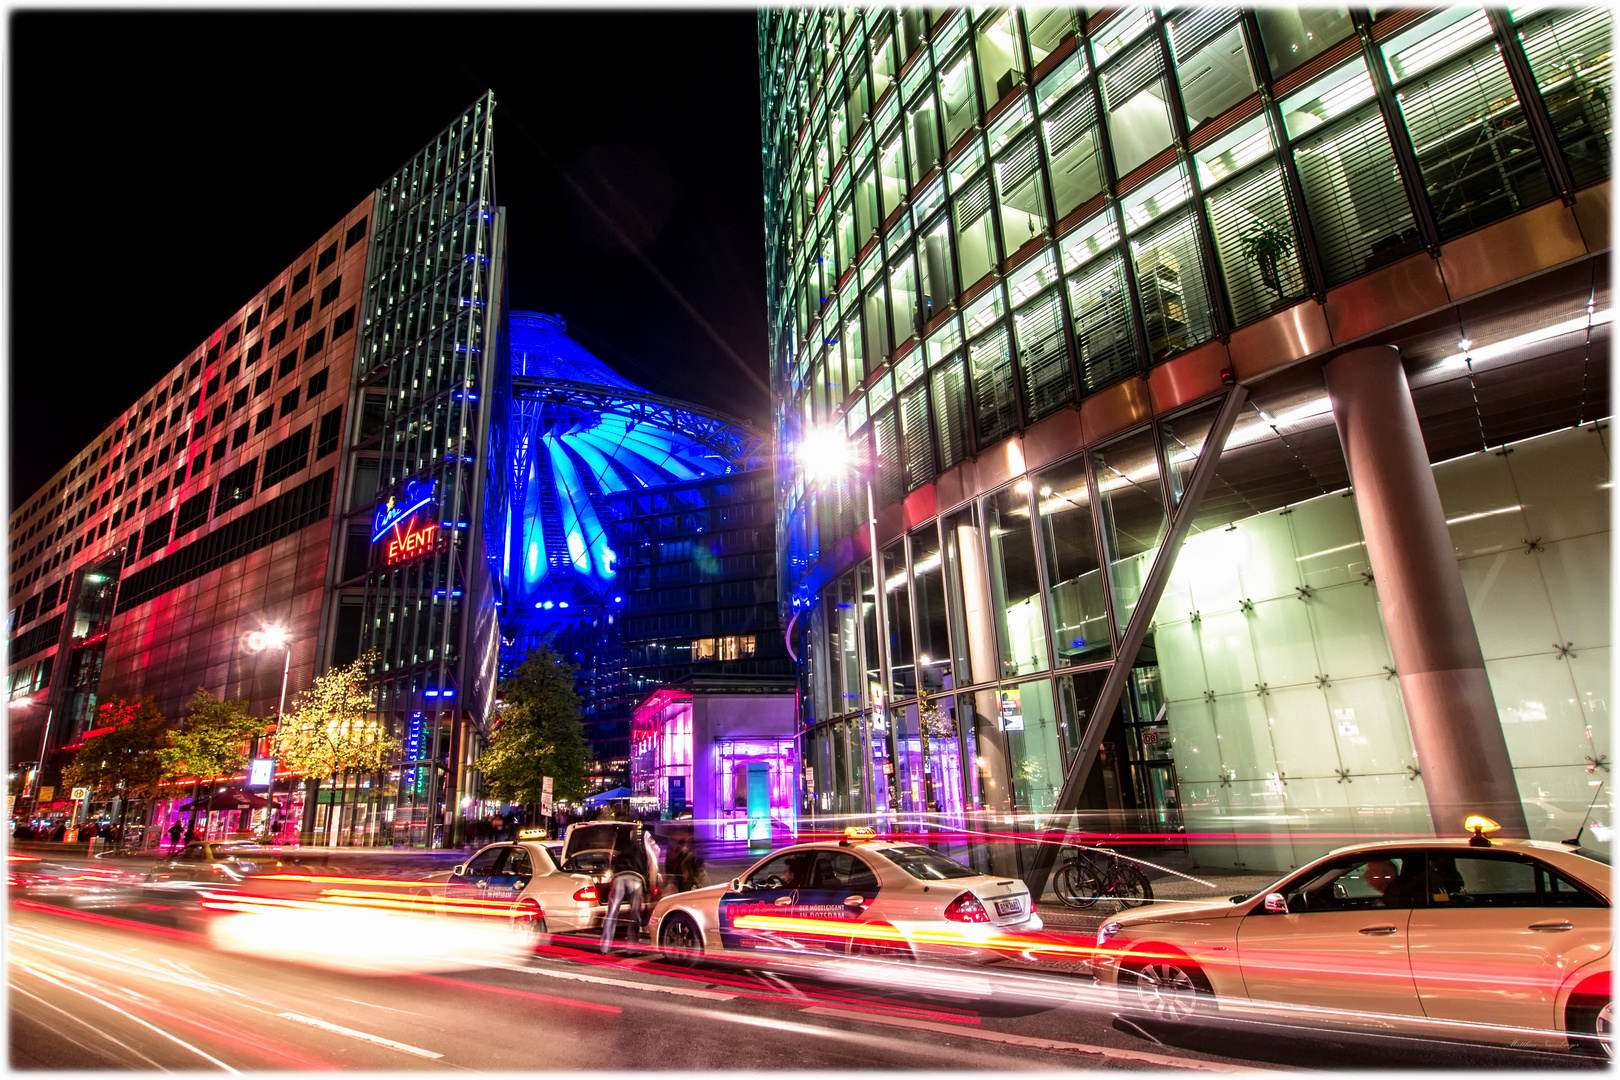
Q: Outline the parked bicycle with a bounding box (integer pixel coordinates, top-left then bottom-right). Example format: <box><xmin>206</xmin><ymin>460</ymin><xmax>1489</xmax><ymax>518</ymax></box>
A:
<box><xmin>1053</xmin><ymin>844</ymin><xmax>1153</xmax><ymax>911</ymax></box>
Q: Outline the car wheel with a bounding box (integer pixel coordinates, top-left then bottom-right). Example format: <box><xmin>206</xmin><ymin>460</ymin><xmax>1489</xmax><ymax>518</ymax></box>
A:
<box><xmin>1567</xmin><ymin>993</ymin><xmax>1613</xmax><ymax>1058</ymax></box>
<box><xmin>1120</xmin><ymin>954</ymin><xmax>1214</xmax><ymax>1022</ymax></box>
<box><xmin>511</xmin><ymin>900</ymin><xmax>547</xmax><ymax>945</ymax></box>
<box><xmin>848</xmin><ymin>922</ymin><xmax>915</xmax><ymax>963</ymax></box>
<box><xmin>659</xmin><ymin>913</ymin><xmax>703</xmax><ymax>965</ymax></box>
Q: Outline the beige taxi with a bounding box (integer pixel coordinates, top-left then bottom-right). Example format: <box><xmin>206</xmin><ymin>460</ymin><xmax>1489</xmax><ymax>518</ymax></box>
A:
<box><xmin>1091</xmin><ymin>837</ymin><xmax>1610</xmax><ymax>1056</ymax></box>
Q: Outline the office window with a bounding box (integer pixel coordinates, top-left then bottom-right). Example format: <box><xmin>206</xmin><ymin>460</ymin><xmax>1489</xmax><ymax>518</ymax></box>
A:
<box><xmin>1518</xmin><ymin>7</ymin><xmax>1612</xmax><ymax>189</ymax></box>
<box><xmin>211</xmin><ymin>439</ymin><xmax>226</xmax><ymax>463</ymax></box>
<box><xmin>245</xmin><ymin>306</ymin><xmax>263</xmax><ymax>332</ymax></box>
<box><xmin>1293</xmin><ymin>99</ymin><xmax>1418</xmax><ymax>286</ymax></box>
<box><xmin>154</xmin><ymin>477</ymin><xmax>169</xmax><ymax>499</ymax></box>
<box><xmin>174</xmin><ymin>489</ymin><xmax>212</xmax><ymax>540</ymax></box>
<box><xmin>262</xmin><ymin>425</ymin><xmax>312</xmax><ymax>488</ymax></box>
<box><xmin>141</xmin><ymin>512</ymin><xmax>173</xmax><ymax>557</ymax></box>
<box><xmin>140</xmin><ymin>401</ymin><xmax>153</xmax><ymax>421</ymax></box>
<box><xmin>331</xmin><ymin>305</ymin><xmax>357</xmax><ymax>338</ymax></box>
<box><xmin>255</xmin><ymin>407</ymin><xmax>273</xmax><ymax>434</ymax></box>
<box><xmin>303</xmin><ymin>329</ymin><xmax>326</xmax><ymax>359</ymax></box>
<box><xmin>319</xmin><ymin>275</ymin><xmax>342</xmax><ymax>308</ymax></box>
<box><xmin>206</xmin><ymin>373</ymin><xmax>220</xmax><ymax>398</ymax></box>
<box><xmin>345</xmin><ymin>216</ymin><xmax>368</xmax><ymax>249</ymax></box>
<box><xmin>141</xmin><ymin>457</ymin><xmax>153</xmax><ymax>477</ymax></box>
<box><xmin>291</xmin><ymin>265</ymin><xmax>310</xmax><ymax>292</ymax></box>
<box><xmin>1256</xmin><ymin>8</ymin><xmax>1355</xmax><ymax>80</ymax></box>
<box><xmin>187</xmin><ymin>359</ymin><xmax>203</xmax><ymax>381</ymax></box>
<box><xmin>214</xmin><ymin>460</ymin><xmax>259</xmax><ymax>517</ymax></box>
<box><xmin>268</xmin><ymin>321</ymin><xmax>287</xmax><ymax>347</ymax></box>
<box><xmin>191</xmin><ymin>452</ymin><xmax>207</xmax><ymax>478</ymax></box>
<box><xmin>280</xmin><ymin>388</ymin><xmax>300</xmax><ymax>417</ymax></box>
<box><xmin>1042</xmin><ymin>86</ymin><xmax>1105</xmax><ymax>221</ymax></box>
<box><xmin>317</xmin><ymin>242</ymin><xmax>338</xmax><ymax>272</ymax></box>
<box><xmin>224</xmin><ymin>359</ymin><xmax>240</xmax><ymax>383</ymax></box>
<box><xmin>316</xmin><ymin>406</ymin><xmax>343</xmax><ymax>459</ymax></box>
<box><xmin>207</xmin><ymin>343</ymin><xmax>221</xmax><ymax>365</ymax></box>
<box><xmin>140</xmin><ymin>489</ymin><xmax>153</xmax><ymax>510</ymax></box>
<box><xmin>225</xmin><ymin>324</ymin><xmax>242</xmax><ymax>348</ymax></box>
<box><xmin>245</xmin><ymin>341</ymin><xmax>263</xmax><ymax>366</ymax></box>
<box><xmin>293</xmin><ymin>300</ymin><xmax>313</xmax><ymax>328</ymax></box>
<box><xmin>307</xmin><ymin>368</ymin><xmax>329</xmax><ymax>397</ymax></box>
<box><xmin>211</xmin><ymin>403</ymin><xmax>226</xmax><ymax>427</ymax></box>
<box><xmin>278</xmin><ymin>352</ymin><xmax>297</xmax><ymax>379</ymax></box>
<box><xmin>232</xmin><ymin>424</ymin><xmax>248</xmax><ymax>450</ymax></box>
<box><xmin>1102</xmin><ymin>45</ymin><xmax>1175</xmax><ymax>178</ymax></box>
<box><xmin>174</xmin><ymin>431</ymin><xmax>188</xmax><ymax>452</ymax></box>
<box><xmin>188</xmin><ymin>389</ymin><xmax>200</xmax><ymax>411</ymax></box>
<box><xmin>1391</xmin><ymin>37</ymin><xmax>1554</xmax><ymax>239</ymax></box>
<box><xmin>1168</xmin><ymin>12</ymin><xmax>1256</xmax><ymax>129</ymax></box>
<box><xmin>953</xmin><ymin>176</ymin><xmax>997</xmax><ymax>289</ymax></box>
<box><xmin>255</xmin><ymin>370</ymin><xmax>272</xmax><ymax>396</ymax></box>
<box><xmin>938</xmin><ymin>41</ymin><xmax>979</xmax><ymax>146</ymax></box>
<box><xmin>267</xmin><ymin>286</ymin><xmax>286</xmax><ymax>313</ymax></box>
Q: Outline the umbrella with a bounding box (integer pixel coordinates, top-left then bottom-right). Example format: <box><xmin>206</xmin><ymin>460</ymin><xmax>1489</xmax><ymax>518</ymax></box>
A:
<box><xmin>178</xmin><ymin>788</ymin><xmax>269</xmax><ymax>812</ymax></box>
<box><xmin>582</xmin><ymin>787</ymin><xmax>632</xmax><ymax>807</ymax></box>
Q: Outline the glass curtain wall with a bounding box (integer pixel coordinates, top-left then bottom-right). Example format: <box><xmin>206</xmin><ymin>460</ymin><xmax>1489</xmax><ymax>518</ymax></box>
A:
<box><xmin>352</xmin><ymin>94</ymin><xmax>506</xmax><ymax>847</ymax></box>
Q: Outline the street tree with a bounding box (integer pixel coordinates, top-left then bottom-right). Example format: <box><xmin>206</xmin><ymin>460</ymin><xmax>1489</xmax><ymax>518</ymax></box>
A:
<box><xmin>158</xmin><ymin>690</ymin><xmax>269</xmax><ymax>826</ymax></box>
<box><xmin>61</xmin><ymin>698</ymin><xmax>171</xmax><ymax>836</ymax></box>
<box><xmin>478</xmin><ymin>646</ymin><xmax>589</xmax><ymax>808</ymax></box>
<box><xmin>276</xmin><ymin>652</ymin><xmax>397</xmax><ymax>783</ymax></box>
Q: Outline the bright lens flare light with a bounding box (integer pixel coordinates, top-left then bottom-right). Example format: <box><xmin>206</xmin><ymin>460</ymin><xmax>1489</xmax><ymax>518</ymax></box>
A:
<box><xmin>246</xmin><ymin>625</ymin><xmax>292</xmax><ymax>652</ymax></box>
<box><xmin>797</xmin><ymin>427</ymin><xmax>851</xmax><ymax>484</ymax></box>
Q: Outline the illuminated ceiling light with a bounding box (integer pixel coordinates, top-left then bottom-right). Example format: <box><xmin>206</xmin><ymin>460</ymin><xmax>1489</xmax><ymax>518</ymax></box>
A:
<box><xmin>1013</xmin><ymin>479</ymin><xmax>1033</xmax><ymax>494</ymax></box>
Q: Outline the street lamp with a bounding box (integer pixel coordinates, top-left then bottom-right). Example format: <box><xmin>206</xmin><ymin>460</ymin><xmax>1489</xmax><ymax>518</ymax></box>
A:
<box><xmin>797</xmin><ymin>425</ymin><xmax>897</xmax><ymax>823</ymax></box>
<box><xmin>247</xmin><ymin>625</ymin><xmax>293</xmax><ymax>842</ymax></box>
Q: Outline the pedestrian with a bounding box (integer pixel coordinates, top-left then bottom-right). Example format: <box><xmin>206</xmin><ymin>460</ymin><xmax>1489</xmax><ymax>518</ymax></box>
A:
<box><xmin>184</xmin><ymin>821</ymin><xmax>199</xmax><ymax>844</ymax></box>
<box><xmin>599</xmin><ymin>837</ymin><xmax>650</xmax><ymax>954</ymax></box>
<box><xmin>664</xmin><ymin>829</ymin><xmax>700</xmax><ymax>893</ymax></box>
<box><xmin>167</xmin><ymin>821</ymin><xmax>183</xmax><ymax>851</ymax></box>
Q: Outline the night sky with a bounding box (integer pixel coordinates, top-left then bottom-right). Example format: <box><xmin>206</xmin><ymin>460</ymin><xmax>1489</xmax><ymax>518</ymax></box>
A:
<box><xmin>8</xmin><ymin>10</ymin><xmax>770</xmax><ymax>505</ymax></box>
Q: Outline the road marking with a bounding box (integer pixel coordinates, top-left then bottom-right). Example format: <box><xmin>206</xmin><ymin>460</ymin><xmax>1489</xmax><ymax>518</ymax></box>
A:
<box><xmin>276</xmin><ymin>1012</ymin><xmax>443</xmax><ymax>1059</ymax></box>
<box><xmin>9</xmin><ymin>980</ymin><xmax>168</xmax><ymax>1069</ymax></box>
<box><xmin>11</xmin><ymin>957</ymin><xmax>241</xmax><ymax>1072</ymax></box>
<box><xmin>334</xmin><ymin>996</ymin><xmax>423</xmax><ymax>1016</ymax></box>
<box><xmin>484</xmin><ymin>961</ymin><xmax>737</xmax><ymax>1001</ymax></box>
<box><xmin>801</xmin><ymin>1007</ymin><xmax>1276</xmax><ymax>1072</ymax></box>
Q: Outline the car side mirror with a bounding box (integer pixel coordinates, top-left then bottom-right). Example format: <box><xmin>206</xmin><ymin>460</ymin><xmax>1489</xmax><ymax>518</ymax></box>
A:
<box><xmin>452</xmin><ymin>865</ymin><xmax>467</xmax><ymax>876</ymax></box>
<box><xmin>1263</xmin><ymin>892</ymin><xmax>1287</xmax><ymax>914</ymax></box>
<box><xmin>730</xmin><ymin>877</ymin><xmax>743</xmax><ymax>892</ymax></box>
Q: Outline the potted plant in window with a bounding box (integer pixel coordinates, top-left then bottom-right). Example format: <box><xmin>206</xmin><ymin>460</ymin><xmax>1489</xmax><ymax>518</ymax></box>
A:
<box><xmin>1239</xmin><ymin>218</ymin><xmax>1295</xmax><ymax>297</ymax></box>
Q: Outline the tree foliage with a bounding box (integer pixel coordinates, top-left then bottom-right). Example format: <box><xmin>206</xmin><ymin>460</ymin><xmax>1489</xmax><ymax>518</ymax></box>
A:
<box><xmin>157</xmin><ymin>690</ymin><xmax>268</xmax><ymax>786</ymax></box>
<box><xmin>276</xmin><ymin>652</ymin><xmax>397</xmax><ymax>780</ymax></box>
<box><xmin>61</xmin><ymin>697</ymin><xmax>171</xmax><ymax>799</ymax></box>
<box><xmin>478</xmin><ymin>647</ymin><xmax>589</xmax><ymax>804</ymax></box>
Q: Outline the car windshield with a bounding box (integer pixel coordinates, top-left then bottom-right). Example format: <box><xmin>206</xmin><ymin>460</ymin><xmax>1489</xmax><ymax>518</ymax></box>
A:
<box><xmin>882</xmin><ymin>845</ymin><xmax>978</xmax><ymax>880</ymax></box>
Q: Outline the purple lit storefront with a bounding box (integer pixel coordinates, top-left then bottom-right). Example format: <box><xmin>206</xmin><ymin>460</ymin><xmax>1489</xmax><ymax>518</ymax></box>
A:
<box><xmin>630</xmin><ymin>679</ymin><xmax>797</xmax><ymax>844</ymax></box>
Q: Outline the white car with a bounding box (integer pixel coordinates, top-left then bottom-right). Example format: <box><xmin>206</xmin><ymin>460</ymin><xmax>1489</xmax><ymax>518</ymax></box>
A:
<box><xmin>438</xmin><ymin>841</ymin><xmax>604</xmax><ymax>939</ymax></box>
<box><xmin>1091</xmin><ymin>837</ymin><xmax>1611</xmax><ymax>1055</ymax></box>
<box><xmin>648</xmin><ymin>829</ymin><xmax>1042</xmax><ymax>967</ymax></box>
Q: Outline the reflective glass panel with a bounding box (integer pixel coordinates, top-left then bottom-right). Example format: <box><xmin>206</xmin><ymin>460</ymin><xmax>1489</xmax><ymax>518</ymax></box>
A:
<box><xmin>910</xmin><ymin>524</ymin><xmax>952</xmax><ymax>694</ymax></box>
<box><xmin>1036</xmin><ymin>454</ymin><xmax>1111</xmax><ymax>665</ymax></box>
<box><xmin>1003</xmin><ymin>678</ymin><xmax>1064</xmax><ymax>814</ymax></box>
<box><xmin>983</xmin><ymin>482</ymin><xmax>1048</xmax><ymax>677</ymax></box>
<box><xmin>1093</xmin><ymin>427</ymin><xmax>1169</xmax><ymax>632</ymax></box>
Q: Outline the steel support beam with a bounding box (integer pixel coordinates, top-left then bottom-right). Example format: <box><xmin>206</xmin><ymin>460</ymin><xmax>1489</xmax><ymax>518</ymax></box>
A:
<box><xmin>1020</xmin><ymin>386</ymin><xmax>1248</xmax><ymax>899</ymax></box>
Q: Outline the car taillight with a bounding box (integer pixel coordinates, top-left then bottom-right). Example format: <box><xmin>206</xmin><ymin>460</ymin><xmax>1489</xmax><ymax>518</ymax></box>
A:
<box><xmin>943</xmin><ymin>891</ymin><xmax>990</xmax><ymax>923</ymax></box>
<box><xmin>573</xmin><ymin>884</ymin><xmax>598</xmax><ymax>903</ymax></box>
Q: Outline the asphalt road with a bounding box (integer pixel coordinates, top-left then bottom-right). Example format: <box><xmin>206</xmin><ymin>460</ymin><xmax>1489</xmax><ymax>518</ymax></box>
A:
<box><xmin>8</xmin><ymin>892</ymin><xmax>1604</xmax><ymax>1073</ymax></box>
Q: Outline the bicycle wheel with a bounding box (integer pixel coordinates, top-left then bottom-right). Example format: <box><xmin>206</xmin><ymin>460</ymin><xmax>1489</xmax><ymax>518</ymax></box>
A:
<box><xmin>1062</xmin><ymin>850</ymin><xmax>1110</xmax><ymax>909</ymax></box>
<box><xmin>1105</xmin><ymin>861</ymin><xmax>1153</xmax><ymax>909</ymax></box>
<box><xmin>1053</xmin><ymin>860</ymin><xmax>1097</xmax><ymax>909</ymax></box>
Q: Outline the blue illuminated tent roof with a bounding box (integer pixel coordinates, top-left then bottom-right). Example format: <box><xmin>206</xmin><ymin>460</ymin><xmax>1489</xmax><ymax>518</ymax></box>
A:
<box><xmin>505</xmin><ymin>312</ymin><xmax>766</xmax><ymax>616</ymax></box>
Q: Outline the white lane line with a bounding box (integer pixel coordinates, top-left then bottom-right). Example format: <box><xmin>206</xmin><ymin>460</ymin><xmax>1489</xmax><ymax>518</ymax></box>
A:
<box><xmin>801</xmin><ymin>1006</ymin><xmax>1277</xmax><ymax>1072</ymax></box>
<box><xmin>334</xmin><ymin>996</ymin><xmax>423</xmax><ymax>1016</ymax></box>
<box><xmin>10</xmin><ymin>958</ymin><xmax>241</xmax><ymax>1072</ymax></box>
<box><xmin>9</xmin><ymin>980</ymin><xmax>168</xmax><ymax>1069</ymax></box>
<box><xmin>476</xmin><ymin>960</ymin><xmax>737</xmax><ymax>1001</ymax></box>
<box><xmin>275</xmin><ymin>1012</ymin><xmax>444</xmax><ymax>1059</ymax></box>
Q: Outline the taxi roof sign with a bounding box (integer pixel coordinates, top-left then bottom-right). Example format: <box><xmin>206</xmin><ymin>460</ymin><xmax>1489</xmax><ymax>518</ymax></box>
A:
<box><xmin>518</xmin><ymin>827</ymin><xmax>547</xmax><ymax>840</ymax></box>
<box><xmin>1464</xmin><ymin>814</ymin><xmax>1500</xmax><ymax>847</ymax></box>
<box><xmin>842</xmin><ymin>826</ymin><xmax>878</xmax><ymax>843</ymax></box>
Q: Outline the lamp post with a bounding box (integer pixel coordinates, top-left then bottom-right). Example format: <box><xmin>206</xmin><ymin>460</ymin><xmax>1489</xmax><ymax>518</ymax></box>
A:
<box><xmin>247</xmin><ymin>626</ymin><xmax>293</xmax><ymax>842</ymax></box>
<box><xmin>798</xmin><ymin>427</ymin><xmax>898</xmax><ymax>827</ymax></box>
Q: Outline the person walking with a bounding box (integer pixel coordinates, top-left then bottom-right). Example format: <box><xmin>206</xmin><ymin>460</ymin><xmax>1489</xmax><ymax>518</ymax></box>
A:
<box><xmin>599</xmin><ymin>838</ymin><xmax>650</xmax><ymax>954</ymax></box>
<box><xmin>663</xmin><ymin>828</ymin><xmax>706</xmax><ymax>893</ymax></box>
<box><xmin>167</xmin><ymin>821</ymin><xmax>183</xmax><ymax>851</ymax></box>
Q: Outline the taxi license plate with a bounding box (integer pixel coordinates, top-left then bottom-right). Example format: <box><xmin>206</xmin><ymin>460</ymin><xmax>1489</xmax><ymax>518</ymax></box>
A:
<box><xmin>994</xmin><ymin>898</ymin><xmax>1022</xmax><ymax>917</ymax></box>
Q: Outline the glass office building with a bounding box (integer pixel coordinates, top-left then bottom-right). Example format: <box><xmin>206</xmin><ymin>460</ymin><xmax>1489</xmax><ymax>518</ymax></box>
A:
<box><xmin>760</xmin><ymin>7</ymin><xmax>1610</xmax><ymax>878</ymax></box>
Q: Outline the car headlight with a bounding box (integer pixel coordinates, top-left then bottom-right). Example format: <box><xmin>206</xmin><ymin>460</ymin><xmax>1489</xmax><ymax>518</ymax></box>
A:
<box><xmin>1096</xmin><ymin>920</ymin><xmax>1124</xmax><ymax>947</ymax></box>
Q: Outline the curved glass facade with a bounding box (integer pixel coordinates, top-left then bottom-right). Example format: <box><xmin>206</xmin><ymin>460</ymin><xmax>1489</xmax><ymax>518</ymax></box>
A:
<box><xmin>759</xmin><ymin>7</ymin><xmax>1611</xmax><ymax>873</ymax></box>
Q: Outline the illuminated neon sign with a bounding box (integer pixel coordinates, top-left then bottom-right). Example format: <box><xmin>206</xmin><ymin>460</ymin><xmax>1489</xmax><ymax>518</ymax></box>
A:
<box><xmin>372</xmin><ymin>478</ymin><xmax>438</xmax><ymax>542</ymax></box>
<box><xmin>384</xmin><ymin>515</ymin><xmax>440</xmax><ymax>566</ymax></box>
